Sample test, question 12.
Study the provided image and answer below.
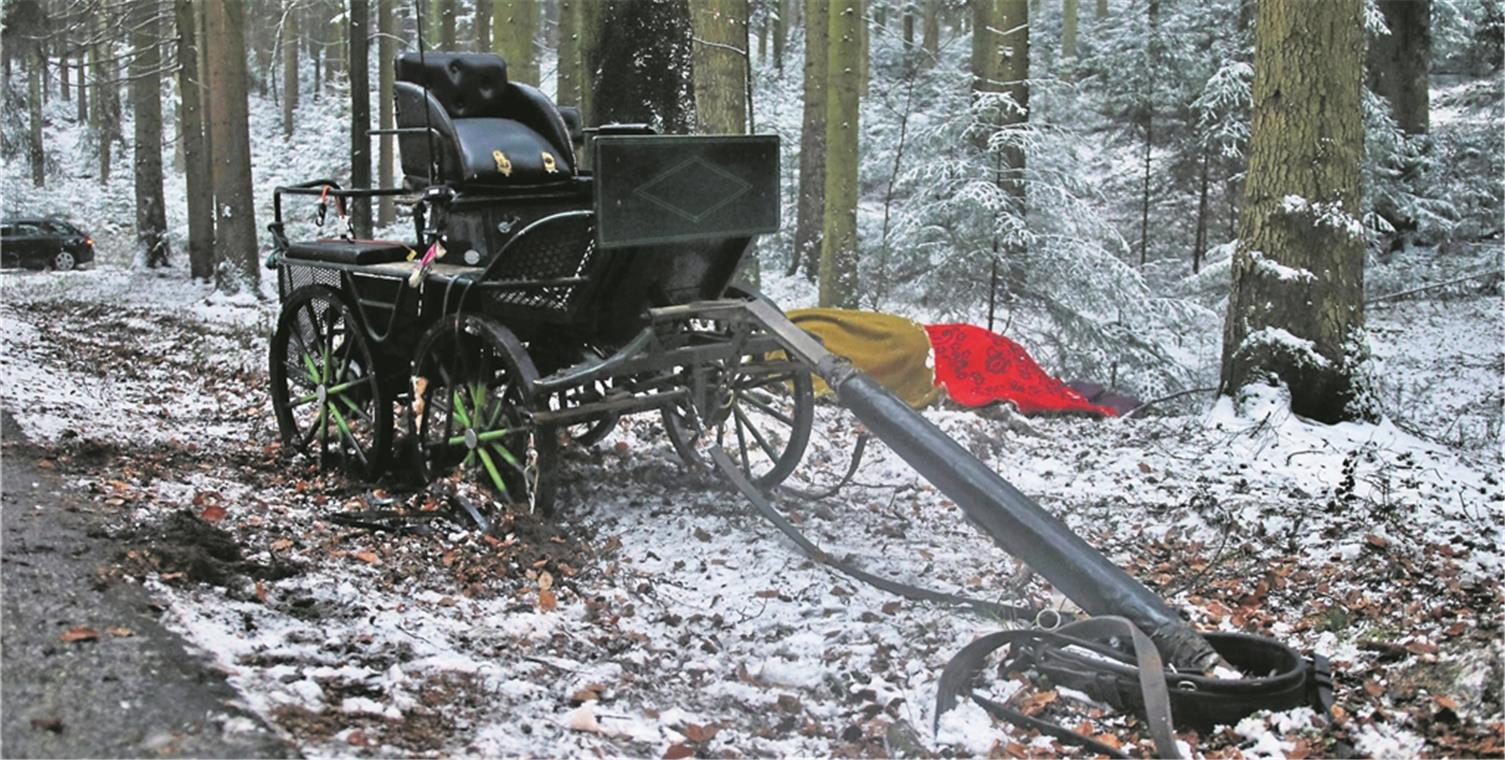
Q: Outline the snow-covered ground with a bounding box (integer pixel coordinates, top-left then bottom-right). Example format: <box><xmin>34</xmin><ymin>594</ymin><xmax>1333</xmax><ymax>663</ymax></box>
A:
<box><xmin>2</xmin><ymin>262</ymin><xmax>1500</xmax><ymax>757</ymax></box>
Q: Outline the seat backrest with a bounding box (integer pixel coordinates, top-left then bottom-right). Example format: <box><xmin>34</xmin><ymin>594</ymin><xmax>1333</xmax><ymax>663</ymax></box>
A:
<box><xmin>394</xmin><ymin>52</ymin><xmax>576</xmax><ymax>188</ymax></box>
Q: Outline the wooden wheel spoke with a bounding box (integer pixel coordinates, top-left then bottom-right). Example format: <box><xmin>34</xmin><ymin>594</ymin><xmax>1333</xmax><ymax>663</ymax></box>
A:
<box><xmin>735</xmin><ymin>389</ymin><xmax>795</xmax><ymax>427</ymax></box>
<box><xmin>733</xmin><ymin>404</ymin><xmax>782</xmax><ymax>464</ymax></box>
<box><xmin>733</xmin><ymin>408</ymin><xmax>753</xmax><ymax>473</ymax></box>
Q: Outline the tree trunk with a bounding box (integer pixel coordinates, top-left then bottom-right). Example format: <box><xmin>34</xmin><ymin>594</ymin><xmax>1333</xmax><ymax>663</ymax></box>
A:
<box><xmin>1137</xmin><ymin>0</ymin><xmax>1157</xmax><ymax>267</ymax></box>
<box><xmin>132</xmin><ymin>0</ymin><xmax>169</xmax><ymax>267</ymax></box>
<box><xmin>903</xmin><ymin>5</ymin><xmax>915</xmax><ymax>50</ymax></box>
<box><xmin>578</xmin><ymin>0</ymin><xmax>601</xmax><ymax>120</ymax></box>
<box><xmin>493</xmin><ymin>0</ymin><xmax>540</xmax><ymax>84</ymax></box>
<box><xmin>790</xmin><ymin>0</ymin><xmax>829</xmax><ymax>278</ymax></box>
<box><xmin>59</xmin><ymin>37</ymin><xmax>70</xmax><ymax>103</ymax></box>
<box><xmin>77</xmin><ymin>49</ymin><xmax>87</xmax><ymax>125</ymax></box>
<box><xmin>819</xmin><ymin>0</ymin><xmax>861</xmax><ymax>307</ymax></box>
<box><xmin>1193</xmin><ymin>147</ymin><xmax>1209</xmax><ymax>274</ymax></box>
<box><xmin>857</xmin><ymin>0</ymin><xmax>869</xmax><ymax>96</ymax></box>
<box><xmin>1062</xmin><ymin>0</ymin><xmax>1078</xmax><ymax>59</ymax></box>
<box><xmin>1220</xmin><ymin>0</ymin><xmax>1370</xmax><ymax>423</ymax></box>
<box><xmin>378</xmin><ymin>0</ymin><xmax>397</xmax><ymax>225</ymax></box>
<box><xmin>585</xmin><ymin>0</ymin><xmax>695</xmax><ymax>132</ymax></box>
<box><xmin>282</xmin><ymin>0</ymin><xmax>299</xmax><ymax>137</ymax></box>
<box><xmin>1096</xmin><ymin>0</ymin><xmax>1107</xmax><ymax>19</ymax></box>
<box><xmin>557</xmin><ymin>0</ymin><xmax>581</xmax><ymax>104</ymax></box>
<box><xmin>204</xmin><ymin>0</ymin><xmax>261</xmax><ymax>291</ymax></box>
<box><xmin>28</xmin><ymin>44</ymin><xmax>44</xmax><ymax>187</ymax></box>
<box><xmin>773</xmin><ymin>0</ymin><xmax>786</xmax><ymax>71</ymax></box>
<box><xmin>309</xmin><ymin>2</ymin><xmax>323</xmax><ymax>96</ymax></box>
<box><xmin>976</xmin><ymin>0</ymin><xmax>1029</xmax><ymax>295</ymax></box>
<box><xmin>176</xmin><ymin>0</ymin><xmax>214</xmax><ymax>280</ymax></box>
<box><xmin>350</xmin><ymin>0</ymin><xmax>373</xmax><ymax>237</ymax></box>
<box><xmin>435</xmin><ymin>0</ymin><xmax>457</xmax><ymax>49</ymax></box>
<box><xmin>475</xmin><ymin>0</ymin><xmax>492</xmax><ymax>51</ymax></box>
<box><xmin>921</xmin><ymin>0</ymin><xmax>939</xmax><ymax>61</ymax></box>
<box><xmin>1366</xmin><ymin>0</ymin><xmax>1429</xmax><ymax>135</ymax></box>
<box><xmin>690</xmin><ymin>0</ymin><xmax>749</xmax><ymax>134</ymax></box>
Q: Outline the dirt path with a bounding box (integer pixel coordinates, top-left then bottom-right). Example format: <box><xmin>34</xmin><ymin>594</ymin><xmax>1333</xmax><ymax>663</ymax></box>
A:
<box><xmin>0</xmin><ymin>409</ymin><xmax>290</xmax><ymax>759</ymax></box>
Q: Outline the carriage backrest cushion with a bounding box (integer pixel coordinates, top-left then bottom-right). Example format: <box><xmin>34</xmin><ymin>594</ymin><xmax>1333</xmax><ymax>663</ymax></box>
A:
<box><xmin>394</xmin><ymin>52</ymin><xmax>575</xmax><ymax>187</ymax></box>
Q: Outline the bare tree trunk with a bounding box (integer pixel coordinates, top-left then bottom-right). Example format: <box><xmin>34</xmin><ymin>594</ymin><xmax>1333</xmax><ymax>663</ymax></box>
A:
<box><xmin>282</xmin><ymin>0</ymin><xmax>299</xmax><ymax>137</ymax></box>
<box><xmin>29</xmin><ymin>45</ymin><xmax>44</xmax><ymax>186</ymax></box>
<box><xmin>59</xmin><ymin>35</ymin><xmax>70</xmax><ymax>104</ymax></box>
<box><xmin>1062</xmin><ymin>0</ymin><xmax>1078</xmax><ymax>59</ymax></box>
<box><xmin>557</xmin><ymin>0</ymin><xmax>581</xmax><ymax>104</ymax></box>
<box><xmin>1137</xmin><ymin>0</ymin><xmax>1158</xmax><ymax>267</ymax></box>
<box><xmin>1221</xmin><ymin>0</ymin><xmax>1370</xmax><ymax>422</ymax></box>
<box><xmin>773</xmin><ymin>0</ymin><xmax>787</xmax><ymax>71</ymax></box>
<box><xmin>690</xmin><ymin>0</ymin><xmax>749</xmax><ymax>134</ymax></box>
<box><xmin>1096</xmin><ymin>0</ymin><xmax>1107</xmax><ymax>19</ymax></box>
<box><xmin>818</xmin><ymin>0</ymin><xmax>861</xmax><ymax>307</ymax></box>
<box><xmin>132</xmin><ymin>0</ymin><xmax>169</xmax><ymax>267</ymax></box>
<box><xmin>475</xmin><ymin>0</ymin><xmax>492</xmax><ymax>50</ymax></box>
<box><xmin>922</xmin><ymin>0</ymin><xmax>939</xmax><ymax>62</ymax></box>
<box><xmin>585</xmin><ymin>0</ymin><xmax>695</xmax><ymax>132</ymax></box>
<box><xmin>434</xmin><ymin>0</ymin><xmax>457</xmax><ymax>48</ymax></box>
<box><xmin>790</xmin><ymin>0</ymin><xmax>828</xmax><ymax>278</ymax></box>
<box><xmin>378</xmin><ymin>0</ymin><xmax>397</xmax><ymax>225</ymax></box>
<box><xmin>1193</xmin><ymin>147</ymin><xmax>1209</xmax><ymax>274</ymax></box>
<box><xmin>350</xmin><ymin>0</ymin><xmax>373</xmax><ymax>238</ymax></box>
<box><xmin>493</xmin><ymin>0</ymin><xmax>540</xmax><ymax>84</ymax></box>
<box><xmin>76</xmin><ymin>49</ymin><xmax>87</xmax><ymax>125</ymax></box>
<box><xmin>1367</xmin><ymin>0</ymin><xmax>1430</xmax><ymax>135</ymax></box>
<box><xmin>903</xmin><ymin>4</ymin><xmax>915</xmax><ymax>50</ymax></box>
<box><xmin>204</xmin><ymin>0</ymin><xmax>261</xmax><ymax>291</ymax></box>
<box><xmin>177</xmin><ymin>0</ymin><xmax>214</xmax><ymax>280</ymax></box>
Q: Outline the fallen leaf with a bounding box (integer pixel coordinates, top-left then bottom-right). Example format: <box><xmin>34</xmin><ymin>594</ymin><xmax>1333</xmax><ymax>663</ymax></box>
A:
<box><xmin>1363</xmin><ymin>679</ymin><xmax>1384</xmax><ymax>697</ymax></box>
<box><xmin>107</xmin><ymin>626</ymin><xmax>134</xmax><ymax>638</ymax></box>
<box><xmin>539</xmin><ymin>571</ymin><xmax>554</xmax><ymax>592</ymax></box>
<box><xmin>571</xmin><ymin>686</ymin><xmax>601</xmax><ymax>703</ymax></box>
<box><xmin>539</xmin><ymin>589</ymin><xmax>557</xmax><ymax>612</ymax></box>
<box><xmin>565</xmin><ymin>704</ymin><xmax>603</xmax><ymax>733</ymax></box>
<box><xmin>37</xmin><ymin>458</ymin><xmax>56</xmax><ymax>470</ymax></box>
<box><xmin>200</xmin><ymin>505</ymin><xmax>227</xmax><ymax>523</ymax></box>
<box><xmin>881</xmin><ymin>601</ymin><xmax>902</xmax><ymax>615</ymax></box>
<box><xmin>60</xmin><ymin>626</ymin><xmax>98</xmax><ymax>643</ymax></box>
<box><xmin>346</xmin><ymin>729</ymin><xmax>368</xmax><ymax>746</ymax></box>
<box><xmin>1137</xmin><ymin>462</ymin><xmax>1152</xmax><ymax>474</ymax></box>
<box><xmin>693</xmin><ymin>527</ymin><xmax>712</xmax><ymax>542</ymax></box>
<box><xmin>683</xmin><ymin>723</ymin><xmax>721</xmax><ymax>743</ymax></box>
<box><xmin>29</xmin><ymin>717</ymin><xmax>63</xmax><ymax>733</ymax></box>
<box><xmin>1435</xmin><ymin>695</ymin><xmax>1459</xmax><ymax>710</ymax></box>
<box><xmin>1092</xmin><ymin>733</ymin><xmax>1122</xmax><ymax>750</ymax></box>
<box><xmin>663</xmin><ymin>744</ymin><xmax>695</xmax><ymax>759</ymax></box>
<box><xmin>270</xmin><ymin>538</ymin><xmax>294</xmax><ymax>552</ymax></box>
<box><xmin>1366</xmin><ymin>534</ymin><xmax>1390</xmax><ymax>548</ymax></box>
<box><xmin>351</xmin><ymin>550</ymin><xmax>381</xmax><ymax>565</ymax></box>
<box><xmin>254</xmin><ymin>580</ymin><xmax>268</xmax><ymax>603</ymax></box>
<box><xmin>754</xmin><ymin>589</ymin><xmax>780</xmax><ymax>599</ymax></box>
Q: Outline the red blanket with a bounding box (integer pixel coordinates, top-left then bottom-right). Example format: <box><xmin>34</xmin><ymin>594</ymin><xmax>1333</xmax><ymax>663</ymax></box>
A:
<box><xmin>925</xmin><ymin>324</ymin><xmax>1117</xmax><ymax>417</ymax></box>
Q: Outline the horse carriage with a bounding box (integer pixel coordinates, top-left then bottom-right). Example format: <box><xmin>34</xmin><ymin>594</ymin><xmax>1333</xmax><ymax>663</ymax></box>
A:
<box><xmin>267</xmin><ymin>52</ymin><xmax>809</xmax><ymax>515</ymax></box>
<box><xmin>264</xmin><ymin>51</ymin><xmax>1327</xmax><ymax>750</ymax></box>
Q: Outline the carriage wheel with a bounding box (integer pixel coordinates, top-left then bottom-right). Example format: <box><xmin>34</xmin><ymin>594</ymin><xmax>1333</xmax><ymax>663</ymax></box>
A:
<box><xmin>411</xmin><ymin>314</ymin><xmax>559</xmax><ymax>515</ymax></box>
<box><xmin>269</xmin><ymin>285</ymin><xmax>392</xmax><ymax>480</ymax></box>
<box><xmin>536</xmin><ymin>344</ymin><xmax>621</xmax><ymax>448</ymax></box>
<box><xmin>663</xmin><ymin>351</ymin><xmax>815</xmax><ymax>491</ymax></box>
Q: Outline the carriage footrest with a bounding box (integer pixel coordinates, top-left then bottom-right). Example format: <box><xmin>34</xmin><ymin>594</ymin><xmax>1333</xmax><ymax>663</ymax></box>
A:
<box><xmin>285</xmin><ymin>239</ymin><xmax>413</xmax><ymax>266</ymax></box>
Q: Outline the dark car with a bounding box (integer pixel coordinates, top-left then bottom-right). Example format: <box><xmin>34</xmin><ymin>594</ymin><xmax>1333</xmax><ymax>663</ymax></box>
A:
<box><xmin>1</xmin><ymin>218</ymin><xmax>96</xmax><ymax>271</ymax></box>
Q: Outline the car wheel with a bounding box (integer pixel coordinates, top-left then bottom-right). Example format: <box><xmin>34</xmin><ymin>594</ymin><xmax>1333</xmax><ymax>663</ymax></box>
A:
<box><xmin>52</xmin><ymin>250</ymin><xmax>76</xmax><ymax>271</ymax></box>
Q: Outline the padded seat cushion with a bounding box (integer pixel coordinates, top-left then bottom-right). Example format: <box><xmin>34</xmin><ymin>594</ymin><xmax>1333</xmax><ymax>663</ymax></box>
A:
<box><xmin>285</xmin><ymin>239</ymin><xmax>412</xmax><ymax>266</ymax></box>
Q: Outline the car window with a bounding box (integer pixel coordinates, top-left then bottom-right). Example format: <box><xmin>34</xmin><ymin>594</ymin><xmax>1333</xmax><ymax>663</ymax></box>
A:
<box><xmin>13</xmin><ymin>223</ymin><xmax>41</xmax><ymax>236</ymax></box>
<box><xmin>0</xmin><ymin>226</ymin><xmax>12</xmax><ymax>237</ymax></box>
<box><xmin>42</xmin><ymin>222</ymin><xmax>73</xmax><ymax>235</ymax></box>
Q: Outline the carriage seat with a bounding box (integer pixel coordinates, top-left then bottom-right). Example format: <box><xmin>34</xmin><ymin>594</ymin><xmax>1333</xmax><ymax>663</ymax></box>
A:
<box><xmin>285</xmin><ymin>239</ymin><xmax>412</xmax><ymax>266</ymax></box>
<box><xmin>394</xmin><ymin>52</ymin><xmax>576</xmax><ymax>189</ymax></box>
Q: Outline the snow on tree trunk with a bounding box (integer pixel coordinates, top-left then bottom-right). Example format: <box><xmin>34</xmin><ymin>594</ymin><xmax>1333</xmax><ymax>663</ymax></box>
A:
<box><xmin>494</xmin><ymin>0</ymin><xmax>540</xmax><ymax>84</ymax></box>
<box><xmin>556</xmin><ymin>0</ymin><xmax>581</xmax><ymax>105</ymax></box>
<box><xmin>205</xmin><ymin>0</ymin><xmax>261</xmax><ymax>292</ymax></box>
<box><xmin>790</xmin><ymin>0</ymin><xmax>828</xmax><ymax>279</ymax></box>
<box><xmin>131</xmin><ymin>0</ymin><xmax>170</xmax><ymax>267</ymax></box>
<box><xmin>818</xmin><ymin>0</ymin><xmax>861</xmax><ymax>308</ymax></box>
<box><xmin>1220</xmin><ymin>0</ymin><xmax>1373</xmax><ymax>424</ymax></box>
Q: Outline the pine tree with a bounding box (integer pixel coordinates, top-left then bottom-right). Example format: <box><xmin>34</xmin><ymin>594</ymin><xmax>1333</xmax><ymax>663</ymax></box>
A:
<box><xmin>818</xmin><ymin>0</ymin><xmax>861</xmax><ymax>308</ymax></box>
<box><xmin>789</xmin><ymin>0</ymin><xmax>829</xmax><ymax>278</ymax></box>
<box><xmin>1221</xmin><ymin>0</ymin><xmax>1371</xmax><ymax>423</ymax></box>
<box><xmin>204</xmin><ymin>0</ymin><xmax>261</xmax><ymax>290</ymax></box>
<box><xmin>176</xmin><ymin>0</ymin><xmax>214</xmax><ymax>280</ymax></box>
<box><xmin>131</xmin><ymin>0</ymin><xmax>169</xmax><ymax>267</ymax></box>
<box><xmin>494</xmin><ymin>0</ymin><xmax>539</xmax><ymax>84</ymax></box>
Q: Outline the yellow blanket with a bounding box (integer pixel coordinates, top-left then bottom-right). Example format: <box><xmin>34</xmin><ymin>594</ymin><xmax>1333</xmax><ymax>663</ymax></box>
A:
<box><xmin>787</xmin><ymin>307</ymin><xmax>941</xmax><ymax>409</ymax></box>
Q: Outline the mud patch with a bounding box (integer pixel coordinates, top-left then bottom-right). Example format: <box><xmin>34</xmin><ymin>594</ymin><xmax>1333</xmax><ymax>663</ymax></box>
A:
<box><xmin>119</xmin><ymin>511</ymin><xmax>302</xmax><ymax>587</ymax></box>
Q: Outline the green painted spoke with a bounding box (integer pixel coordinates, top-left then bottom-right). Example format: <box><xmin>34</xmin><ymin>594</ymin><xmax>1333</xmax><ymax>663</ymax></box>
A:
<box><xmin>489</xmin><ymin>442</ymin><xmax>523</xmax><ymax>473</ymax></box>
<box><xmin>301</xmin><ymin>352</ymin><xmax>321</xmax><ymax>384</ymax></box>
<box><xmin>328</xmin><ymin>404</ymin><xmax>369</xmax><ymax>466</ymax></box>
<box><xmin>451</xmin><ymin>390</ymin><xmax>473</xmax><ymax>428</ymax></box>
<box><xmin>299</xmin><ymin>405</ymin><xmax>326</xmax><ymax>449</ymax></box>
<box><xmin>476</xmin><ymin>428</ymin><xmax>514</xmax><ymax>444</ymax></box>
<box><xmin>293</xmin><ymin>392</ymin><xmax>319</xmax><ymax>407</ymax></box>
<box><xmin>475</xmin><ymin>447</ymin><xmax>510</xmax><ymax>494</ymax></box>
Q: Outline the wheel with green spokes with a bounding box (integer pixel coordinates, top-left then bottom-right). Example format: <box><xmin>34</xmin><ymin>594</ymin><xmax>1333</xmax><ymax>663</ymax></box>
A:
<box><xmin>410</xmin><ymin>314</ymin><xmax>558</xmax><ymax>515</ymax></box>
<box><xmin>269</xmin><ymin>285</ymin><xmax>392</xmax><ymax>480</ymax></box>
